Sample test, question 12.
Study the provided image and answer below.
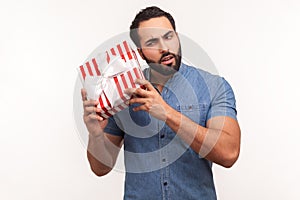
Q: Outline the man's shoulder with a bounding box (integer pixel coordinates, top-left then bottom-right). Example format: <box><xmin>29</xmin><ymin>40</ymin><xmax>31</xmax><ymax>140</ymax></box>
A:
<box><xmin>181</xmin><ymin>63</ymin><xmax>235</xmax><ymax>97</ymax></box>
<box><xmin>181</xmin><ymin>63</ymin><xmax>222</xmax><ymax>82</ymax></box>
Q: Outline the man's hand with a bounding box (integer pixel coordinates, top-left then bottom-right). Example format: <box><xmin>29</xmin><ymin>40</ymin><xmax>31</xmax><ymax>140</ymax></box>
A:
<box><xmin>124</xmin><ymin>79</ymin><xmax>171</xmax><ymax>121</ymax></box>
<box><xmin>81</xmin><ymin>88</ymin><xmax>108</xmax><ymax>137</ymax></box>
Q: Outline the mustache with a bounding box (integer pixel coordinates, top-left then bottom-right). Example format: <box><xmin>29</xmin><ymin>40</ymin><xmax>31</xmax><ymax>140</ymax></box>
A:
<box><xmin>159</xmin><ymin>52</ymin><xmax>177</xmax><ymax>64</ymax></box>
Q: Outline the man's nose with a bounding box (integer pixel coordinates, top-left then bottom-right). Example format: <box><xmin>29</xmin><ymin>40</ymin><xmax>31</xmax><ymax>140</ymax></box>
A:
<box><xmin>158</xmin><ymin>39</ymin><xmax>169</xmax><ymax>53</ymax></box>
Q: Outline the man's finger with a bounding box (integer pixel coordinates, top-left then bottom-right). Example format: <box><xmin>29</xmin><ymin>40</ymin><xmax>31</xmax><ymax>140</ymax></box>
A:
<box><xmin>133</xmin><ymin>88</ymin><xmax>150</xmax><ymax>97</ymax></box>
<box><xmin>132</xmin><ymin>104</ymin><xmax>150</xmax><ymax>112</ymax></box>
<box><xmin>81</xmin><ymin>88</ymin><xmax>87</xmax><ymax>101</ymax></box>
<box><xmin>85</xmin><ymin>106</ymin><xmax>101</xmax><ymax>114</ymax></box>
<box><xmin>83</xmin><ymin>100</ymin><xmax>99</xmax><ymax>107</ymax></box>
<box><xmin>124</xmin><ymin>88</ymin><xmax>136</xmax><ymax>96</ymax></box>
<box><xmin>84</xmin><ymin>112</ymin><xmax>103</xmax><ymax>123</ymax></box>
<box><xmin>129</xmin><ymin>97</ymin><xmax>147</xmax><ymax>105</ymax></box>
<box><xmin>124</xmin><ymin>87</ymin><xmax>150</xmax><ymax>98</ymax></box>
<box><xmin>89</xmin><ymin>113</ymin><xmax>104</xmax><ymax>121</ymax></box>
<box><xmin>135</xmin><ymin>79</ymin><xmax>155</xmax><ymax>91</ymax></box>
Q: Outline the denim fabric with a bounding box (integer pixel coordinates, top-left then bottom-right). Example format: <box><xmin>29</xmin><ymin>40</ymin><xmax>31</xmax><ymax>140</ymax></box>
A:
<box><xmin>104</xmin><ymin>63</ymin><xmax>237</xmax><ymax>200</ymax></box>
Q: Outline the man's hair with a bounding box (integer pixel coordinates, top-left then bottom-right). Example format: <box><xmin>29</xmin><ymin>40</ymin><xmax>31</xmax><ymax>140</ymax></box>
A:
<box><xmin>130</xmin><ymin>6</ymin><xmax>176</xmax><ymax>47</ymax></box>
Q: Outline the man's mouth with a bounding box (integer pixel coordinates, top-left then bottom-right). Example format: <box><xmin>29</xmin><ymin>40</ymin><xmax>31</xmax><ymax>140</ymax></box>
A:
<box><xmin>160</xmin><ymin>55</ymin><xmax>174</xmax><ymax>66</ymax></box>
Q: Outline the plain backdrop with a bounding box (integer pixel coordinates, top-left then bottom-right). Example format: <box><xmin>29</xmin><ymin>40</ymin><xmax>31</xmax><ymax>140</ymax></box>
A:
<box><xmin>1</xmin><ymin>0</ymin><xmax>300</xmax><ymax>199</ymax></box>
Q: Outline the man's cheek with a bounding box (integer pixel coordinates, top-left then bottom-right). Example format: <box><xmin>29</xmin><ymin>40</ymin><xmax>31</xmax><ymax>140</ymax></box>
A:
<box><xmin>143</xmin><ymin>50</ymin><xmax>160</xmax><ymax>62</ymax></box>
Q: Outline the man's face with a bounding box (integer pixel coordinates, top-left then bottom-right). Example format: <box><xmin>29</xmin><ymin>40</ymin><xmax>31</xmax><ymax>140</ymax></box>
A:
<box><xmin>137</xmin><ymin>16</ymin><xmax>181</xmax><ymax>76</ymax></box>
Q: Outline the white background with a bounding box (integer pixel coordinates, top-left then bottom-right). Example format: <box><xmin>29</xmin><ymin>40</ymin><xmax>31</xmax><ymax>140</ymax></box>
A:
<box><xmin>1</xmin><ymin>0</ymin><xmax>300</xmax><ymax>199</ymax></box>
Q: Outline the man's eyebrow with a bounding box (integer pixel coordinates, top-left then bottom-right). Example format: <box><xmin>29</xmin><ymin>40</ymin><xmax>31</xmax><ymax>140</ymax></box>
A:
<box><xmin>143</xmin><ymin>30</ymin><xmax>174</xmax><ymax>43</ymax></box>
<box><xmin>145</xmin><ymin>37</ymin><xmax>158</xmax><ymax>43</ymax></box>
<box><xmin>163</xmin><ymin>30</ymin><xmax>174</xmax><ymax>38</ymax></box>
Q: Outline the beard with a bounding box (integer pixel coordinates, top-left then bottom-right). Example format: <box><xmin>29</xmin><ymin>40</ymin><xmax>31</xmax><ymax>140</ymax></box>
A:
<box><xmin>141</xmin><ymin>46</ymin><xmax>182</xmax><ymax>76</ymax></box>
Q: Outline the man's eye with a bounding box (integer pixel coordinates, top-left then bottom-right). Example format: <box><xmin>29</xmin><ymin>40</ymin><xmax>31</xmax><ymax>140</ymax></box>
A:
<box><xmin>145</xmin><ymin>40</ymin><xmax>156</xmax><ymax>46</ymax></box>
<box><xmin>165</xmin><ymin>33</ymin><xmax>173</xmax><ymax>40</ymax></box>
<box><xmin>146</xmin><ymin>42</ymin><xmax>153</xmax><ymax>46</ymax></box>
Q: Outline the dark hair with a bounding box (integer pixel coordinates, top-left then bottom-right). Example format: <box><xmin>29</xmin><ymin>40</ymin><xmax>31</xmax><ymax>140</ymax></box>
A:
<box><xmin>130</xmin><ymin>6</ymin><xmax>176</xmax><ymax>47</ymax></box>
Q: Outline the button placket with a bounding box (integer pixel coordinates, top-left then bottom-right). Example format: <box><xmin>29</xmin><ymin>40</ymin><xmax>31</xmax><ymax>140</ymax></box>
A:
<box><xmin>160</xmin><ymin>85</ymin><xmax>171</xmax><ymax>198</ymax></box>
<box><xmin>160</xmin><ymin>130</ymin><xmax>169</xmax><ymax>168</ymax></box>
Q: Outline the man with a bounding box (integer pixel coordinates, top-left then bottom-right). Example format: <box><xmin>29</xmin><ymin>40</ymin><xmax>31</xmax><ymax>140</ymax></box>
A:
<box><xmin>81</xmin><ymin>6</ymin><xmax>240</xmax><ymax>200</ymax></box>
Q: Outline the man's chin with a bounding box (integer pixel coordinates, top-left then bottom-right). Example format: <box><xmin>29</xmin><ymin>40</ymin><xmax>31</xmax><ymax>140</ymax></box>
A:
<box><xmin>149</xmin><ymin>63</ymin><xmax>178</xmax><ymax>76</ymax></box>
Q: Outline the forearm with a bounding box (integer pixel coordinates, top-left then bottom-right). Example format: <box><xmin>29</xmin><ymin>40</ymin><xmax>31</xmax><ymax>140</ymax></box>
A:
<box><xmin>126</xmin><ymin>79</ymin><xmax>240</xmax><ymax>167</ymax></box>
<box><xmin>87</xmin><ymin>134</ymin><xmax>120</xmax><ymax>176</ymax></box>
<box><xmin>165</xmin><ymin>107</ymin><xmax>240</xmax><ymax>167</ymax></box>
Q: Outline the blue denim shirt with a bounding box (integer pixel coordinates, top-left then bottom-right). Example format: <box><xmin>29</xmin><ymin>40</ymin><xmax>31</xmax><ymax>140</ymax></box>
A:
<box><xmin>104</xmin><ymin>63</ymin><xmax>237</xmax><ymax>200</ymax></box>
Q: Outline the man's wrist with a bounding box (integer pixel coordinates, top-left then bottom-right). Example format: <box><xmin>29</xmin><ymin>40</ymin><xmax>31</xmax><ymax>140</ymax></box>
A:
<box><xmin>164</xmin><ymin>103</ymin><xmax>175</xmax><ymax>123</ymax></box>
<box><xmin>88</xmin><ymin>131</ymin><xmax>105</xmax><ymax>141</ymax></box>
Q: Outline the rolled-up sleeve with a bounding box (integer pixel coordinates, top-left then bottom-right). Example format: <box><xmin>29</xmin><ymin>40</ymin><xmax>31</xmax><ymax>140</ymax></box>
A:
<box><xmin>207</xmin><ymin>77</ymin><xmax>237</xmax><ymax>120</ymax></box>
<box><xmin>104</xmin><ymin>116</ymin><xmax>125</xmax><ymax>137</ymax></box>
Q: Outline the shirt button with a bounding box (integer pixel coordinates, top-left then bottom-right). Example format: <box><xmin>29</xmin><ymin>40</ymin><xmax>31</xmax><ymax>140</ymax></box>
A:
<box><xmin>162</xmin><ymin>158</ymin><xmax>166</xmax><ymax>162</ymax></box>
<box><xmin>164</xmin><ymin>182</ymin><xmax>168</xmax><ymax>186</ymax></box>
<box><xmin>160</xmin><ymin>134</ymin><xmax>165</xmax><ymax>139</ymax></box>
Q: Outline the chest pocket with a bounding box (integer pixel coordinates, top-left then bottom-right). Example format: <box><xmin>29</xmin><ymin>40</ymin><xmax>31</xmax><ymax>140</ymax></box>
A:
<box><xmin>176</xmin><ymin>104</ymin><xmax>208</xmax><ymax>126</ymax></box>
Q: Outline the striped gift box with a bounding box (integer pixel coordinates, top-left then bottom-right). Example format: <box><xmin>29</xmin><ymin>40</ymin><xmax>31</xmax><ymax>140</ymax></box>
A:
<box><xmin>78</xmin><ymin>40</ymin><xmax>145</xmax><ymax>119</ymax></box>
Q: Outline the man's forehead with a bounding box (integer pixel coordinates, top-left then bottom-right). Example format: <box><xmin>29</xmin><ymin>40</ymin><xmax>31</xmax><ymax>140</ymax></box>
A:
<box><xmin>137</xmin><ymin>16</ymin><xmax>174</xmax><ymax>40</ymax></box>
<box><xmin>138</xmin><ymin>27</ymin><xmax>174</xmax><ymax>40</ymax></box>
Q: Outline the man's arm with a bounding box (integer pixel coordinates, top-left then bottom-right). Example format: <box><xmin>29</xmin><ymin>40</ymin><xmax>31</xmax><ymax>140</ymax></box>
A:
<box><xmin>164</xmin><ymin>111</ymin><xmax>240</xmax><ymax>168</ymax></box>
<box><xmin>126</xmin><ymin>79</ymin><xmax>241</xmax><ymax>168</ymax></box>
<box><xmin>81</xmin><ymin>88</ymin><xmax>123</xmax><ymax>176</ymax></box>
<box><xmin>87</xmin><ymin>133</ymin><xmax>123</xmax><ymax>176</ymax></box>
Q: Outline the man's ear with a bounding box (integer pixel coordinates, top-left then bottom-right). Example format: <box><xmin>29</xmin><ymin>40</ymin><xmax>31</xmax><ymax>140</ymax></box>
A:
<box><xmin>137</xmin><ymin>48</ymin><xmax>145</xmax><ymax>60</ymax></box>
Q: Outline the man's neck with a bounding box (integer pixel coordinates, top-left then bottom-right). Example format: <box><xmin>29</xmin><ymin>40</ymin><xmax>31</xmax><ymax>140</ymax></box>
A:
<box><xmin>150</xmin><ymin>69</ymin><xmax>174</xmax><ymax>93</ymax></box>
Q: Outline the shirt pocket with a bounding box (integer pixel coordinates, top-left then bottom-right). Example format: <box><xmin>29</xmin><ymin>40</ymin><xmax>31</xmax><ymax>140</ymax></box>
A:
<box><xmin>176</xmin><ymin>103</ymin><xmax>208</xmax><ymax>126</ymax></box>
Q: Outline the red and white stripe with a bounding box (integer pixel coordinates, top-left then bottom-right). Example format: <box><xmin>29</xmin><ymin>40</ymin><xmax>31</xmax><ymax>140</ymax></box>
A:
<box><xmin>79</xmin><ymin>58</ymin><xmax>101</xmax><ymax>81</ymax></box>
<box><xmin>106</xmin><ymin>41</ymin><xmax>138</xmax><ymax>65</ymax></box>
<box><xmin>79</xmin><ymin>40</ymin><xmax>145</xmax><ymax>119</ymax></box>
<box><xmin>79</xmin><ymin>40</ymin><xmax>139</xmax><ymax>81</ymax></box>
<box><xmin>97</xmin><ymin>66</ymin><xmax>144</xmax><ymax>119</ymax></box>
